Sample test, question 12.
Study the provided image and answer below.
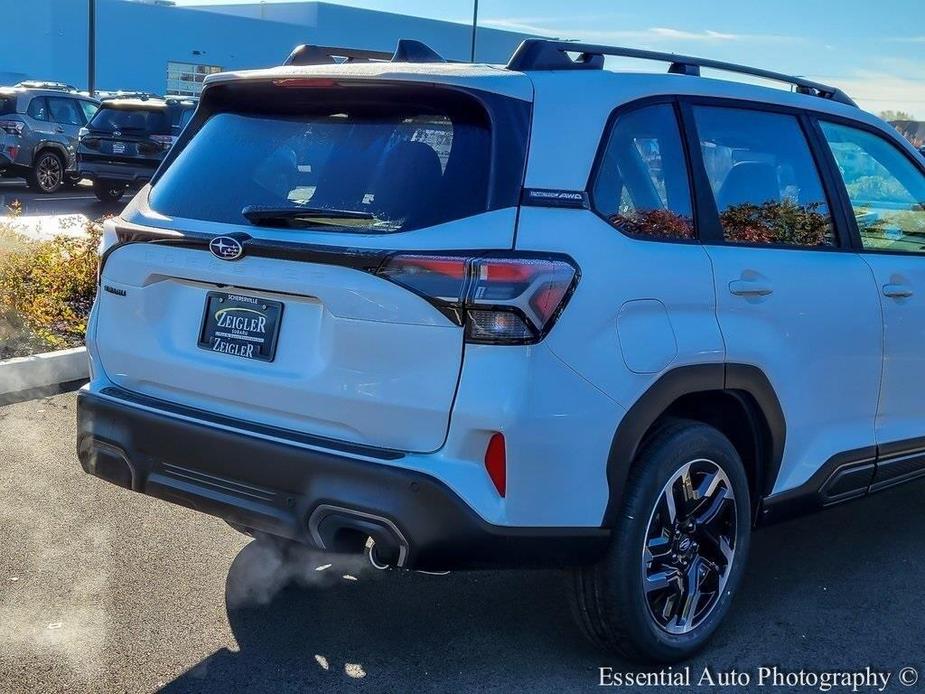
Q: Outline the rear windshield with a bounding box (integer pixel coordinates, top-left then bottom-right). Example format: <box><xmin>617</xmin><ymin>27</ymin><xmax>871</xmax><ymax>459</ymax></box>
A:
<box><xmin>0</xmin><ymin>95</ymin><xmax>17</xmax><ymax>116</ymax></box>
<box><xmin>169</xmin><ymin>106</ymin><xmax>195</xmax><ymax>135</ymax></box>
<box><xmin>149</xmin><ymin>85</ymin><xmax>527</xmax><ymax>233</ymax></box>
<box><xmin>89</xmin><ymin>107</ymin><xmax>170</xmax><ymax>134</ymax></box>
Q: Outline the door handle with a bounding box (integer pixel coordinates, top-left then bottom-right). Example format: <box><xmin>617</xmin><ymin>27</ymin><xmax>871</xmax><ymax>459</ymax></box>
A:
<box><xmin>883</xmin><ymin>283</ymin><xmax>913</xmax><ymax>298</ymax></box>
<box><xmin>729</xmin><ymin>279</ymin><xmax>774</xmax><ymax>297</ymax></box>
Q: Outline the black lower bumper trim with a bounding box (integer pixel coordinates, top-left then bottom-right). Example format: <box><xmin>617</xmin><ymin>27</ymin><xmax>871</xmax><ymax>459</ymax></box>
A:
<box><xmin>77</xmin><ymin>389</ymin><xmax>609</xmax><ymax>570</ymax></box>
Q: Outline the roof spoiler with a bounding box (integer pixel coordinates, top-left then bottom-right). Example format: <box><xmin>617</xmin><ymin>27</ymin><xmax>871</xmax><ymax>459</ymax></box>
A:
<box><xmin>284</xmin><ymin>39</ymin><xmax>448</xmax><ymax>67</ymax></box>
<box><xmin>506</xmin><ymin>39</ymin><xmax>857</xmax><ymax>108</ymax></box>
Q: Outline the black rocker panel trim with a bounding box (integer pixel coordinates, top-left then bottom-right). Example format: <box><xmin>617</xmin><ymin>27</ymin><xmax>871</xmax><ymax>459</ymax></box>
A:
<box><xmin>760</xmin><ymin>437</ymin><xmax>925</xmax><ymax>525</ymax></box>
<box><xmin>758</xmin><ymin>447</ymin><xmax>877</xmax><ymax>525</ymax></box>
<box><xmin>870</xmin><ymin>438</ymin><xmax>925</xmax><ymax>493</ymax></box>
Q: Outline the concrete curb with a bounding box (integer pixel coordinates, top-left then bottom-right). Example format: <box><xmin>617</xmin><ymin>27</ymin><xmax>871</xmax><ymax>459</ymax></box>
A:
<box><xmin>0</xmin><ymin>347</ymin><xmax>89</xmax><ymax>397</ymax></box>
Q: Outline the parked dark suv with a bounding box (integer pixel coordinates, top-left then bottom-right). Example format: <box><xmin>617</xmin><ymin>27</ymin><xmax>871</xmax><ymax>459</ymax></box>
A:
<box><xmin>0</xmin><ymin>81</ymin><xmax>100</xmax><ymax>193</ymax></box>
<box><xmin>77</xmin><ymin>97</ymin><xmax>196</xmax><ymax>202</ymax></box>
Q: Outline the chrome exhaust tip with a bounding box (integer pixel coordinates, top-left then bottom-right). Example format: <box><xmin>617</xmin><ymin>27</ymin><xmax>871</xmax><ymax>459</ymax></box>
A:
<box><xmin>366</xmin><ymin>537</ymin><xmax>392</xmax><ymax>570</ymax></box>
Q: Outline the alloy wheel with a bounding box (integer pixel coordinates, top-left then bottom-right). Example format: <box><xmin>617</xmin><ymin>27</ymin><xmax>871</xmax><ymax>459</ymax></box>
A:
<box><xmin>641</xmin><ymin>459</ymin><xmax>737</xmax><ymax>635</ymax></box>
<box><xmin>37</xmin><ymin>154</ymin><xmax>63</xmax><ymax>192</ymax></box>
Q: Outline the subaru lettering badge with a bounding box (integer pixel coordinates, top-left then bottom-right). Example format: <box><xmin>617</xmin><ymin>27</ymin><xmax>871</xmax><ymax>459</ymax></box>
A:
<box><xmin>209</xmin><ymin>236</ymin><xmax>244</xmax><ymax>261</ymax></box>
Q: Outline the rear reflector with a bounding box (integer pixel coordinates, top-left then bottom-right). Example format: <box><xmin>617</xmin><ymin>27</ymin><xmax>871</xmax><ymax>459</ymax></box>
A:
<box><xmin>378</xmin><ymin>253</ymin><xmax>578</xmax><ymax>344</ymax></box>
<box><xmin>484</xmin><ymin>433</ymin><xmax>506</xmax><ymax>497</ymax></box>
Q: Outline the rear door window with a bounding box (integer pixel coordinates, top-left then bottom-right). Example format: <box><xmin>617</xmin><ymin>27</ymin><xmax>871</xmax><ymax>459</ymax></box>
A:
<box><xmin>149</xmin><ymin>86</ymin><xmax>513</xmax><ymax>233</ymax></box>
<box><xmin>47</xmin><ymin>97</ymin><xmax>84</xmax><ymax>126</ymax></box>
<box><xmin>89</xmin><ymin>107</ymin><xmax>170</xmax><ymax>135</ymax></box>
<box><xmin>693</xmin><ymin>106</ymin><xmax>836</xmax><ymax>248</ymax></box>
<box><xmin>591</xmin><ymin>103</ymin><xmax>695</xmax><ymax>240</ymax></box>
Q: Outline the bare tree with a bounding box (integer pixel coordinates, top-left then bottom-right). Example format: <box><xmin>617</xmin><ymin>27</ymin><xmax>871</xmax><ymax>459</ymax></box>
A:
<box><xmin>879</xmin><ymin>110</ymin><xmax>916</xmax><ymax>122</ymax></box>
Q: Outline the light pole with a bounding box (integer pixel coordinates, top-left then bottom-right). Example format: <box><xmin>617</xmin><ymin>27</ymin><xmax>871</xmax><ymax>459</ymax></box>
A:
<box><xmin>469</xmin><ymin>0</ymin><xmax>479</xmax><ymax>62</ymax></box>
<box><xmin>88</xmin><ymin>0</ymin><xmax>96</xmax><ymax>94</ymax></box>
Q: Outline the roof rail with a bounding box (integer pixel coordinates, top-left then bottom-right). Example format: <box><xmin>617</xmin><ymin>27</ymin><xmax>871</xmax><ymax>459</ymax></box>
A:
<box><xmin>506</xmin><ymin>39</ymin><xmax>857</xmax><ymax>108</ymax></box>
<box><xmin>15</xmin><ymin>80</ymin><xmax>80</xmax><ymax>93</ymax></box>
<box><xmin>284</xmin><ymin>39</ymin><xmax>449</xmax><ymax>67</ymax></box>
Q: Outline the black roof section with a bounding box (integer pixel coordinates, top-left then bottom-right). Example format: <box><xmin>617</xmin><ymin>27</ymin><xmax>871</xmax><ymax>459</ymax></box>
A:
<box><xmin>284</xmin><ymin>40</ymin><xmax>448</xmax><ymax>67</ymax></box>
<box><xmin>506</xmin><ymin>38</ymin><xmax>857</xmax><ymax>108</ymax></box>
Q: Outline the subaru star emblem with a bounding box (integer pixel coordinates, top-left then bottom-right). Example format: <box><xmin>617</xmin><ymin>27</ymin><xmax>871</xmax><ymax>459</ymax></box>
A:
<box><xmin>209</xmin><ymin>236</ymin><xmax>244</xmax><ymax>261</ymax></box>
<box><xmin>113</xmin><ymin>130</ymin><xmax>121</xmax><ymax>136</ymax></box>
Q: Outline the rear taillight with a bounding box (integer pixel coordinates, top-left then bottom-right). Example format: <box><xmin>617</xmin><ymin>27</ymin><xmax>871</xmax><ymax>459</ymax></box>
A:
<box><xmin>378</xmin><ymin>253</ymin><xmax>578</xmax><ymax>344</ymax></box>
<box><xmin>150</xmin><ymin>134</ymin><xmax>176</xmax><ymax>150</ymax></box>
<box><xmin>0</xmin><ymin>120</ymin><xmax>24</xmax><ymax>136</ymax></box>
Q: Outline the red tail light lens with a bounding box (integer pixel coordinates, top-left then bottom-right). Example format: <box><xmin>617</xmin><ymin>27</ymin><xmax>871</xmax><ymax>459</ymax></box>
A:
<box><xmin>378</xmin><ymin>253</ymin><xmax>578</xmax><ymax>344</ymax></box>
<box><xmin>273</xmin><ymin>78</ymin><xmax>339</xmax><ymax>89</ymax></box>
<box><xmin>484</xmin><ymin>433</ymin><xmax>506</xmax><ymax>497</ymax></box>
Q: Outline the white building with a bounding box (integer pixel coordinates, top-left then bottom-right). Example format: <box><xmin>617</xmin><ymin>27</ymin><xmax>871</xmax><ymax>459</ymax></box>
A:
<box><xmin>1</xmin><ymin>0</ymin><xmax>534</xmax><ymax>96</ymax></box>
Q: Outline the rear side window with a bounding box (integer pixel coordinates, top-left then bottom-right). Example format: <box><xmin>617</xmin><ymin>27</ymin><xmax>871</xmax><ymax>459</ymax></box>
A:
<box><xmin>27</xmin><ymin>97</ymin><xmax>47</xmax><ymax>121</ymax></box>
<box><xmin>89</xmin><ymin>107</ymin><xmax>170</xmax><ymax>134</ymax></box>
<box><xmin>694</xmin><ymin>106</ymin><xmax>835</xmax><ymax>248</ymax></box>
<box><xmin>78</xmin><ymin>101</ymin><xmax>98</xmax><ymax>123</ymax></box>
<box><xmin>821</xmin><ymin>122</ymin><xmax>925</xmax><ymax>254</ymax></box>
<box><xmin>591</xmin><ymin>103</ymin><xmax>695</xmax><ymax>240</ymax></box>
<box><xmin>149</xmin><ymin>84</ymin><xmax>527</xmax><ymax>233</ymax></box>
<box><xmin>0</xmin><ymin>95</ymin><xmax>16</xmax><ymax>116</ymax></box>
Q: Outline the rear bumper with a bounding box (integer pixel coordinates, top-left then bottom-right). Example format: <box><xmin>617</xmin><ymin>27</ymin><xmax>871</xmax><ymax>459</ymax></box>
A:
<box><xmin>77</xmin><ymin>158</ymin><xmax>155</xmax><ymax>184</ymax></box>
<box><xmin>76</xmin><ymin>387</ymin><xmax>609</xmax><ymax>570</ymax></box>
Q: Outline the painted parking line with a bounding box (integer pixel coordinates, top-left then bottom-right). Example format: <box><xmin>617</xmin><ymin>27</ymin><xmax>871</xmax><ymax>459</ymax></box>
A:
<box><xmin>31</xmin><ymin>196</ymin><xmax>98</xmax><ymax>202</ymax></box>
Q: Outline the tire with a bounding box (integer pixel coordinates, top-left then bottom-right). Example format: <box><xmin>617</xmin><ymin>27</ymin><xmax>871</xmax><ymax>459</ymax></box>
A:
<box><xmin>27</xmin><ymin>150</ymin><xmax>66</xmax><ymax>194</ymax></box>
<box><xmin>93</xmin><ymin>181</ymin><xmax>125</xmax><ymax>203</ymax></box>
<box><xmin>570</xmin><ymin>419</ymin><xmax>751</xmax><ymax>662</ymax></box>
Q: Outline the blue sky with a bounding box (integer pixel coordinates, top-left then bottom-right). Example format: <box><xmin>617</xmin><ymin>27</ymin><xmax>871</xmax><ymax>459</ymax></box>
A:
<box><xmin>176</xmin><ymin>0</ymin><xmax>925</xmax><ymax>116</ymax></box>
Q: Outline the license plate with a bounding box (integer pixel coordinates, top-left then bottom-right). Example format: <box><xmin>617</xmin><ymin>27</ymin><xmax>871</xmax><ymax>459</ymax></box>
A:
<box><xmin>112</xmin><ymin>141</ymin><xmax>126</xmax><ymax>154</ymax></box>
<box><xmin>198</xmin><ymin>292</ymin><xmax>283</xmax><ymax>362</ymax></box>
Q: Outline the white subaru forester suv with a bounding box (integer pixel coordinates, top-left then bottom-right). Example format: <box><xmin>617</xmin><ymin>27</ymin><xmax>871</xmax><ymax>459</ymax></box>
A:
<box><xmin>77</xmin><ymin>39</ymin><xmax>925</xmax><ymax>662</ymax></box>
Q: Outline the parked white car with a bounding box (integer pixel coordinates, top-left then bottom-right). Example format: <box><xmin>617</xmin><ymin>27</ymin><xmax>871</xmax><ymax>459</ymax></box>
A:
<box><xmin>77</xmin><ymin>39</ymin><xmax>925</xmax><ymax>662</ymax></box>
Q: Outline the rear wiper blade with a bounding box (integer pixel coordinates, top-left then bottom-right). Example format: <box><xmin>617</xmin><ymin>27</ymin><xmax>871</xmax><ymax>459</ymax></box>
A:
<box><xmin>242</xmin><ymin>205</ymin><xmax>374</xmax><ymax>227</ymax></box>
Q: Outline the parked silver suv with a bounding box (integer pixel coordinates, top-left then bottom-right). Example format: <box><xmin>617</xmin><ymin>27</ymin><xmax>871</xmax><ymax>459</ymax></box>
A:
<box><xmin>0</xmin><ymin>81</ymin><xmax>99</xmax><ymax>193</ymax></box>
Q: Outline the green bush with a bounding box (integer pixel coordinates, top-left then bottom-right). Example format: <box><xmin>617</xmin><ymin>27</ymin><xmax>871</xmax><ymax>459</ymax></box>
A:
<box><xmin>0</xmin><ymin>218</ymin><xmax>102</xmax><ymax>359</ymax></box>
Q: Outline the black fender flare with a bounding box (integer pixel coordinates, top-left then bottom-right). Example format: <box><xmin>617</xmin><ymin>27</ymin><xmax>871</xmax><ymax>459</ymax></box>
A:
<box><xmin>32</xmin><ymin>140</ymin><xmax>71</xmax><ymax>167</ymax></box>
<box><xmin>601</xmin><ymin>363</ymin><xmax>786</xmax><ymax>526</ymax></box>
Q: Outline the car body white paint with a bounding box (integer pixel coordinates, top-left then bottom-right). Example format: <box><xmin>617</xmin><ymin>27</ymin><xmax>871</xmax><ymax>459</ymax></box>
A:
<box><xmin>85</xmin><ymin>59</ymin><xmax>925</xmax><ymax>527</ymax></box>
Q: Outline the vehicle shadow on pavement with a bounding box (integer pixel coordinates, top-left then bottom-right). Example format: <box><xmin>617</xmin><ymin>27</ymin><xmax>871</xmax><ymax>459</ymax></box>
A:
<box><xmin>159</xmin><ymin>481</ymin><xmax>925</xmax><ymax>693</ymax></box>
<box><xmin>159</xmin><ymin>548</ymin><xmax>600</xmax><ymax>693</ymax></box>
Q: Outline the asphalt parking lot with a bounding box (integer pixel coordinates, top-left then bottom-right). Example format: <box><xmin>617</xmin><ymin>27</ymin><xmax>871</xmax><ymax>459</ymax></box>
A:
<box><xmin>0</xmin><ymin>179</ymin><xmax>125</xmax><ymax>219</ymax></box>
<box><xmin>1</xmin><ymin>391</ymin><xmax>923</xmax><ymax>693</ymax></box>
